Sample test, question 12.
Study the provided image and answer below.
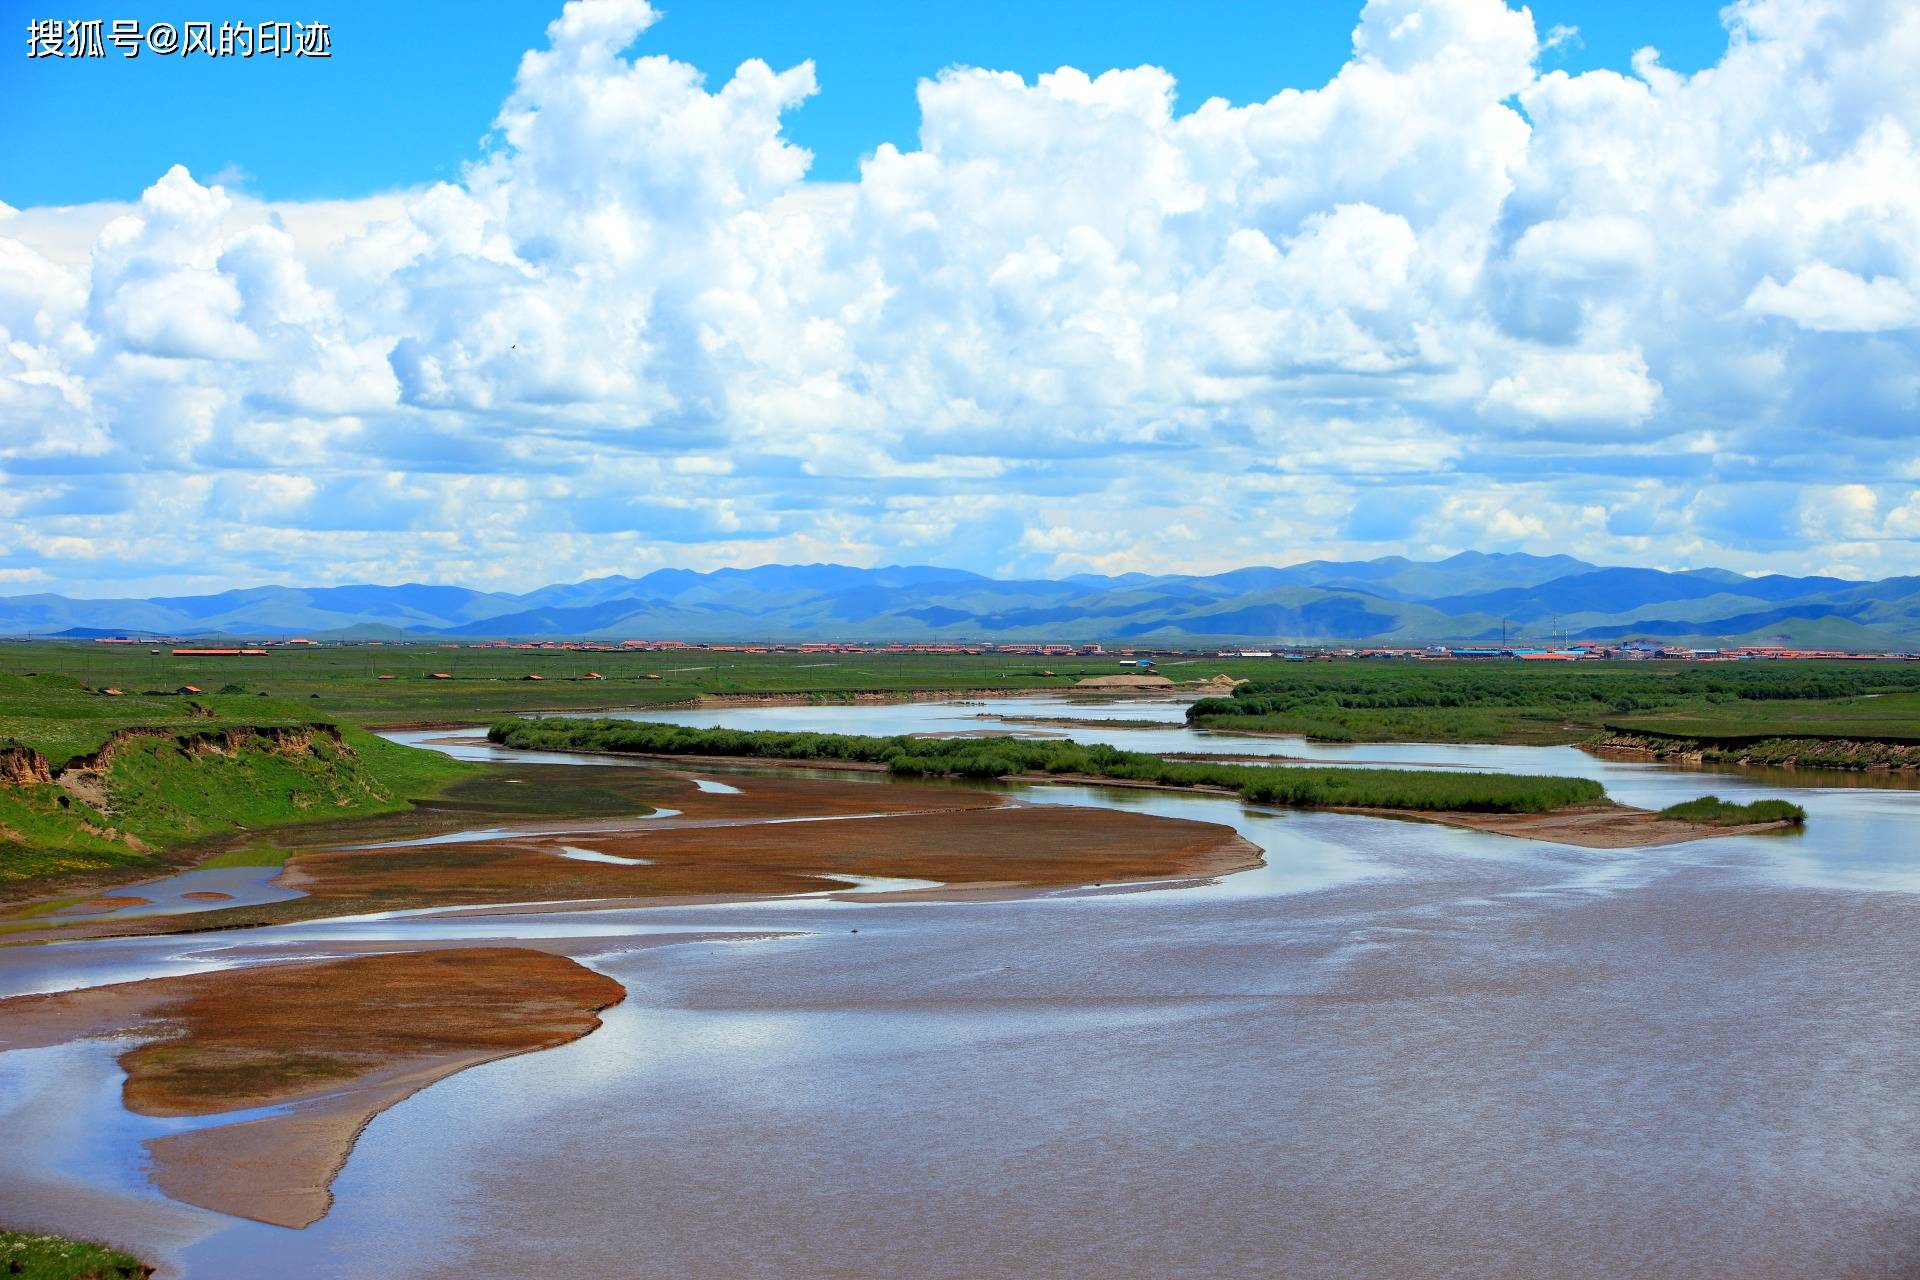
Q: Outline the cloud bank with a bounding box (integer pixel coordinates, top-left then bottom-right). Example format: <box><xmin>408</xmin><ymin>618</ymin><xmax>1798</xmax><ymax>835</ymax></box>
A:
<box><xmin>2</xmin><ymin>0</ymin><xmax>1917</xmax><ymax>592</ymax></box>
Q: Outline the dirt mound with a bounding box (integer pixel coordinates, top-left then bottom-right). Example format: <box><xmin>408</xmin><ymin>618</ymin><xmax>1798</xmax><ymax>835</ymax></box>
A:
<box><xmin>0</xmin><ymin>745</ymin><xmax>52</xmax><ymax>785</ymax></box>
<box><xmin>1074</xmin><ymin>673</ymin><xmax>1175</xmax><ymax>689</ymax></box>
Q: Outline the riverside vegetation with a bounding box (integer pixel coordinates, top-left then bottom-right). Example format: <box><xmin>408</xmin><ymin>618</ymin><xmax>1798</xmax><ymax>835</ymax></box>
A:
<box><xmin>497</xmin><ymin>717</ymin><xmax>1603</xmax><ymax>814</ymax></box>
<box><xmin>1186</xmin><ymin>660</ymin><xmax>1920</xmax><ymax>759</ymax></box>
<box><xmin>1657</xmin><ymin>796</ymin><xmax>1808</xmax><ymax>826</ymax></box>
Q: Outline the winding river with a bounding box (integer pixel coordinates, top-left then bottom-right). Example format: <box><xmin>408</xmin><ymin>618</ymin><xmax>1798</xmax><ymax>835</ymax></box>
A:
<box><xmin>4</xmin><ymin>695</ymin><xmax>1919</xmax><ymax>1278</ymax></box>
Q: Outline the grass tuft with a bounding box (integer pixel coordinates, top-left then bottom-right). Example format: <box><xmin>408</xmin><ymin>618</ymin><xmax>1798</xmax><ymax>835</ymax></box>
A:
<box><xmin>1657</xmin><ymin>795</ymin><xmax>1807</xmax><ymax>826</ymax></box>
<box><xmin>0</xmin><ymin>1229</ymin><xmax>151</xmax><ymax>1279</ymax></box>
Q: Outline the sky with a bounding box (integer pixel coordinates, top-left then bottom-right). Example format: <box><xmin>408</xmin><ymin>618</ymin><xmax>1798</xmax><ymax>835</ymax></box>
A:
<box><xmin>1</xmin><ymin>0</ymin><xmax>1917</xmax><ymax>595</ymax></box>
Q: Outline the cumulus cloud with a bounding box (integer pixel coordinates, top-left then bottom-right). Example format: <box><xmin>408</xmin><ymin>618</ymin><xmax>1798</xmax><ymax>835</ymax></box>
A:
<box><xmin>3</xmin><ymin>0</ymin><xmax>1920</xmax><ymax>593</ymax></box>
<box><xmin>1482</xmin><ymin>349</ymin><xmax>1662</xmax><ymax>427</ymax></box>
<box><xmin>1746</xmin><ymin>264</ymin><xmax>1920</xmax><ymax>332</ymax></box>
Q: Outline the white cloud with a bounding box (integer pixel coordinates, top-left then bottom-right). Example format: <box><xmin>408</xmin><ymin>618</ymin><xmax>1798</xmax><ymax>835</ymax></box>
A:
<box><xmin>4</xmin><ymin>0</ymin><xmax>1920</xmax><ymax>593</ymax></box>
<box><xmin>1746</xmin><ymin>264</ymin><xmax>1920</xmax><ymax>332</ymax></box>
<box><xmin>1482</xmin><ymin>349</ymin><xmax>1662</xmax><ymax>426</ymax></box>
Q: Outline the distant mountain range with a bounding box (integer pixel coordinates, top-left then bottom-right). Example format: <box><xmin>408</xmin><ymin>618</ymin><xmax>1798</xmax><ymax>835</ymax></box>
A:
<box><xmin>9</xmin><ymin>553</ymin><xmax>1920</xmax><ymax>649</ymax></box>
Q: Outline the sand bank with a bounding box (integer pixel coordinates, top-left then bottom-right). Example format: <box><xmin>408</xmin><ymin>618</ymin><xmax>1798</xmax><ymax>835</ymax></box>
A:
<box><xmin>0</xmin><ymin>948</ymin><xmax>623</xmax><ymax>1228</ymax></box>
<box><xmin>1337</xmin><ymin>802</ymin><xmax>1800</xmax><ymax>848</ymax></box>
<box><xmin>278</xmin><ymin>802</ymin><xmax>1261</xmax><ymax>910</ymax></box>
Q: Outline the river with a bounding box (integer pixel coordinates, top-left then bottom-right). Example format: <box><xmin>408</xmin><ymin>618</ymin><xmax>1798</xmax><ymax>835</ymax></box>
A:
<box><xmin>3</xmin><ymin>696</ymin><xmax>1918</xmax><ymax>1278</ymax></box>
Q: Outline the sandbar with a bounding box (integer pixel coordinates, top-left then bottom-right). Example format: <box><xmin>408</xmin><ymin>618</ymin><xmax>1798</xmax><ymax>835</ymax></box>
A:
<box><xmin>0</xmin><ymin>947</ymin><xmax>623</xmax><ymax>1228</ymax></box>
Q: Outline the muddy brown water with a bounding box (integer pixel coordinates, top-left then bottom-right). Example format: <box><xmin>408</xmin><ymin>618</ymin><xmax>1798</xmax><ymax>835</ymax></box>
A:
<box><xmin>3</xmin><ymin>697</ymin><xmax>1919</xmax><ymax>1278</ymax></box>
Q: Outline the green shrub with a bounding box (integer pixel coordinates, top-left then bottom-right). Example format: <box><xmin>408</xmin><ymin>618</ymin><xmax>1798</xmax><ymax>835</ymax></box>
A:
<box><xmin>1658</xmin><ymin>795</ymin><xmax>1807</xmax><ymax>826</ymax></box>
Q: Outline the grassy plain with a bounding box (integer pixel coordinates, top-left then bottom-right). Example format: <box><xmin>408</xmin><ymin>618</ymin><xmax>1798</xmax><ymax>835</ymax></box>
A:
<box><xmin>1606</xmin><ymin>690</ymin><xmax>1920</xmax><ymax>744</ymax></box>
<box><xmin>0</xmin><ymin>643</ymin><xmax>1217</xmax><ymax>729</ymax></box>
<box><xmin>0</xmin><ymin>672</ymin><xmax>469</xmax><ymax>889</ymax></box>
<box><xmin>1186</xmin><ymin>660</ymin><xmax>1920</xmax><ymax>746</ymax></box>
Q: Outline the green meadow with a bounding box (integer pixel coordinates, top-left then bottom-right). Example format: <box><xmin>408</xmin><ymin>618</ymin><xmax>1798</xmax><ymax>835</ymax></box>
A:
<box><xmin>1186</xmin><ymin>660</ymin><xmax>1920</xmax><ymax>746</ymax></box>
<box><xmin>0</xmin><ymin>642</ymin><xmax>1205</xmax><ymax>728</ymax></box>
<box><xmin>0</xmin><ymin>672</ymin><xmax>468</xmax><ymax>889</ymax></box>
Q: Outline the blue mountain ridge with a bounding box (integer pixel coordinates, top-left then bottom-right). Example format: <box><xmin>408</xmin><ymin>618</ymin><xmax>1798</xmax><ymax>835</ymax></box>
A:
<box><xmin>12</xmin><ymin>555</ymin><xmax>1917</xmax><ymax>648</ymax></box>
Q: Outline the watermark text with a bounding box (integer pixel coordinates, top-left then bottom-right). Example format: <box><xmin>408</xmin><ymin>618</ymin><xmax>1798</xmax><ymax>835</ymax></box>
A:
<box><xmin>26</xmin><ymin>18</ymin><xmax>330</xmax><ymax>59</ymax></box>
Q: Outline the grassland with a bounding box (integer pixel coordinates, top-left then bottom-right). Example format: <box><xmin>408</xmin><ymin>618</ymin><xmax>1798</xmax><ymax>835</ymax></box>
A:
<box><xmin>16</xmin><ymin>643</ymin><xmax>1920</xmax><ymax>751</ymax></box>
<box><xmin>1605</xmin><ymin>690</ymin><xmax>1920</xmax><ymax>743</ymax></box>
<box><xmin>0</xmin><ymin>1231</ymin><xmax>150</xmax><ymax>1279</ymax></box>
<box><xmin>491</xmin><ymin>717</ymin><xmax>1611</xmax><ymax>813</ymax></box>
<box><xmin>1186</xmin><ymin>660</ymin><xmax>1920</xmax><ymax>748</ymax></box>
<box><xmin>0</xmin><ymin>643</ymin><xmax>1214</xmax><ymax>728</ymax></box>
<box><xmin>0</xmin><ymin>672</ymin><xmax>469</xmax><ymax>890</ymax></box>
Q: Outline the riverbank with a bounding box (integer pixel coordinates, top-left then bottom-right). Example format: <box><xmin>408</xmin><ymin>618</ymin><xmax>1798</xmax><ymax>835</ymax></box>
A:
<box><xmin>1594</xmin><ymin>731</ymin><xmax>1920</xmax><ymax>771</ymax></box>
<box><xmin>0</xmin><ymin>714</ymin><xmax>469</xmax><ymax>901</ymax></box>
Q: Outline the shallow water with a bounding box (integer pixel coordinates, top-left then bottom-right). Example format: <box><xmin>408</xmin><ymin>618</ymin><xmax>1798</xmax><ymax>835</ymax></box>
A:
<box><xmin>51</xmin><ymin>865</ymin><xmax>304</xmax><ymax>922</ymax></box>
<box><xmin>4</xmin><ymin>696</ymin><xmax>1919</xmax><ymax>1278</ymax></box>
<box><xmin>554</xmin><ymin>844</ymin><xmax>653</xmax><ymax>866</ymax></box>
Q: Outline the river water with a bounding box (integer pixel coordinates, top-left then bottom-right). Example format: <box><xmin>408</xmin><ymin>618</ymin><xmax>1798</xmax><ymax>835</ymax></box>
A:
<box><xmin>4</xmin><ymin>696</ymin><xmax>1918</xmax><ymax>1278</ymax></box>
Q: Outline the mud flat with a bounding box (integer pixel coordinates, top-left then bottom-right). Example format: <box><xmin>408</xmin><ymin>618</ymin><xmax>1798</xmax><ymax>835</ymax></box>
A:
<box><xmin>279</xmin><ymin>802</ymin><xmax>1262</xmax><ymax>910</ymax></box>
<box><xmin>1338</xmin><ymin>801</ymin><xmax>1800</xmax><ymax>848</ymax></box>
<box><xmin>56</xmin><ymin>894</ymin><xmax>152</xmax><ymax>916</ymax></box>
<box><xmin>14</xmin><ymin>765</ymin><xmax>1260</xmax><ymax>939</ymax></box>
<box><xmin>0</xmin><ymin>947</ymin><xmax>623</xmax><ymax>1228</ymax></box>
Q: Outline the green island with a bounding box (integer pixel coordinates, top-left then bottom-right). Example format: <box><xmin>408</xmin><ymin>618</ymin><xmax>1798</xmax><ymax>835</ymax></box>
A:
<box><xmin>489</xmin><ymin>716</ymin><xmax>1609</xmax><ymax>812</ymax></box>
<box><xmin>0</xmin><ymin>1230</ymin><xmax>151</xmax><ymax>1280</ymax></box>
<box><xmin>1657</xmin><ymin>796</ymin><xmax>1808</xmax><ymax>826</ymax></box>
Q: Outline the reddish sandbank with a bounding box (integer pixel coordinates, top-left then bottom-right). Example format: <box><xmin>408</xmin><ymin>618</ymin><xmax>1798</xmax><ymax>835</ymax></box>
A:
<box><xmin>0</xmin><ymin>948</ymin><xmax>623</xmax><ymax>1227</ymax></box>
<box><xmin>279</xmin><ymin>802</ymin><xmax>1260</xmax><ymax>911</ymax></box>
<box><xmin>1339</xmin><ymin>801</ymin><xmax>1800</xmax><ymax>848</ymax></box>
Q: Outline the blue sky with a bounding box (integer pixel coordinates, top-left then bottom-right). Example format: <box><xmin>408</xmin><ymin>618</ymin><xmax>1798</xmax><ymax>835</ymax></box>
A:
<box><xmin>1</xmin><ymin>0</ymin><xmax>1917</xmax><ymax>595</ymax></box>
<box><xmin>5</xmin><ymin>0</ymin><xmax>1727</xmax><ymax>202</ymax></box>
